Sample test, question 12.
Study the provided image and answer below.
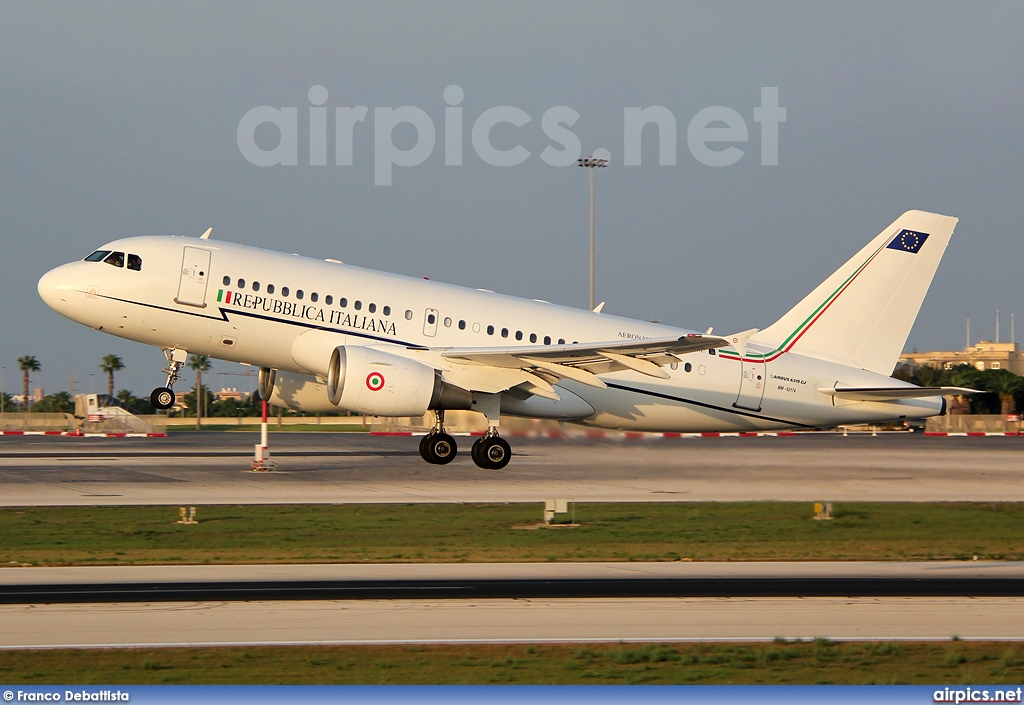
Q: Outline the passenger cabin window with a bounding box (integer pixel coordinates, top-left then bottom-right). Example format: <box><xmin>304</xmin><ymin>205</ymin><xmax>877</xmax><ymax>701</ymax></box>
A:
<box><xmin>405</xmin><ymin>310</ymin><xmax>413</xmax><ymax>320</ymax></box>
<box><xmin>238</xmin><ymin>279</ymin><xmax>246</xmax><ymax>289</ymax></box>
<box><xmin>383</xmin><ymin>306</ymin><xmax>391</xmax><ymax>316</ymax></box>
<box><xmin>252</xmin><ymin>282</ymin><xmax>260</xmax><ymax>292</ymax></box>
<box><xmin>84</xmin><ymin>250</ymin><xmax>111</xmax><ymax>262</ymax></box>
<box><xmin>282</xmin><ymin>287</ymin><xmax>290</xmax><ymax>297</ymax></box>
<box><xmin>544</xmin><ymin>336</ymin><xmax>551</xmax><ymax>345</ymax></box>
<box><xmin>515</xmin><ymin>331</ymin><xmax>523</xmax><ymax>341</ymax></box>
<box><xmin>296</xmin><ymin>290</ymin><xmax>304</xmax><ymax>300</ymax></box>
<box><xmin>267</xmin><ymin>284</ymin><xmax>275</xmax><ymax>294</ymax></box>
<box><xmin>368</xmin><ymin>303</ymin><xmax>376</xmax><ymax>313</ymax></box>
<box><xmin>501</xmin><ymin>328</ymin><xmax>509</xmax><ymax>338</ymax></box>
<box><xmin>458</xmin><ymin>320</ymin><xmax>466</xmax><ymax>330</ymax></box>
<box><xmin>222</xmin><ymin>275</ymin><xmax>231</xmax><ymax>285</ymax></box>
<box><xmin>487</xmin><ymin>325</ymin><xmax>495</xmax><ymax>335</ymax></box>
<box><xmin>103</xmin><ymin>252</ymin><xmax>125</xmax><ymax>268</ymax></box>
<box><xmin>310</xmin><ymin>293</ymin><xmax>318</xmax><ymax>303</ymax></box>
<box><xmin>530</xmin><ymin>333</ymin><xmax>537</xmax><ymax>343</ymax></box>
<box><xmin>127</xmin><ymin>254</ymin><xmax>142</xmax><ymax>271</ymax></box>
<box><xmin>341</xmin><ymin>298</ymin><xmax>348</xmax><ymax>308</ymax></box>
<box><xmin>443</xmin><ymin>317</ymin><xmax>452</xmax><ymax>327</ymax></box>
<box><xmin>354</xmin><ymin>300</ymin><xmax>362</xmax><ymax>310</ymax></box>
<box><xmin>325</xmin><ymin>295</ymin><xmax>333</xmax><ymax>305</ymax></box>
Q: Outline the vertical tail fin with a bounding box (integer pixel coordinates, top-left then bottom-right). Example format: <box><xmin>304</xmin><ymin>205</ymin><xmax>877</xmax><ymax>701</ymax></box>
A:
<box><xmin>757</xmin><ymin>210</ymin><xmax>958</xmax><ymax>375</ymax></box>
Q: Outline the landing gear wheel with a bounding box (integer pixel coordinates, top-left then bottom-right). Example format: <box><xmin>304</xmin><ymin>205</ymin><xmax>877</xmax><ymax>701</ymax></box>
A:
<box><xmin>427</xmin><ymin>433</ymin><xmax>457</xmax><ymax>465</ymax></box>
<box><xmin>472</xmin><ymin>435</ymin><xmax>511</xmax><ymax>470</ymax></box>
<box><xmin>419</xmin><ymin>432</ymin><xmax>458</xmax><ymax>464</ymax></box>
<box><xmin>151</xmin><ymin>387</ymin><xmax>175</xmax><ymax>410</ymax></box>
<box><xmin>471</xmin><ymin>436</ymin><xmax>485</xmax><ymax>467</ymax></box>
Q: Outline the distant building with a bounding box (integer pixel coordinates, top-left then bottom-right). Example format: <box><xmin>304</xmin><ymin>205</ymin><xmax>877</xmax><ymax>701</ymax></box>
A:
<box><xmin>899</xmin><ymin>340</ymin><xmax>1024</xmax><ymax>375</ymax></box>
<box><xmin>214</xmin><ymin>387</ymin><xmax>250</xmax><ymax>402</ymax></box>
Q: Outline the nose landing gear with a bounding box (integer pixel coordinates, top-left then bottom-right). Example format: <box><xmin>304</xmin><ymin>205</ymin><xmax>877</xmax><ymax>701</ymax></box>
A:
<box><xmin>150</xmin><ymin>348</ymin><xmax>187</xmax><ymax>410</ymax></box>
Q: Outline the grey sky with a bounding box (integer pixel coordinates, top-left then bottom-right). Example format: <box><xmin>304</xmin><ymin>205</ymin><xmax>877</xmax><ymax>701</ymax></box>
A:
<box><xmin>2</xmin><ymin>1</ymin><xmax>1023</xmax><ymax>397</ymax></box>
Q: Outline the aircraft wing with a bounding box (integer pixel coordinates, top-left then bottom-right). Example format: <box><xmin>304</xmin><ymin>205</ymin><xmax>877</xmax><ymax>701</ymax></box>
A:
<box><xmin>438</xmin><ymin>334</ymin><xmax>730</xmax><ymax>397</ymax></box>
<box><xmin>817</xmin><ymin>386</ymin><xmax>979</xmax><ymax>401</ymax></box>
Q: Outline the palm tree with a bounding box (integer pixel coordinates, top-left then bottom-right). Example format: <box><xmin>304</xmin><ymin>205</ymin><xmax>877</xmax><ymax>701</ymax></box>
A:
<box><xmin>187</xmin><ymin>354</ymin><xmax>211</xmax><ymax>430</ymax></box>
<box><xmin>948</xmin><ymin>364</ymin><xmax>982</xmax><ymax>415</ymax></box>
<box><xmin>982</xmin><ymin>369</ymin><xmax>1024</xmax><ymax>416</ymax></box>
<box><xmin>17</xmin><ymin>355</ymin><xmax>40</xmax><ymax>412</ymax></box>
<box><xmin>36</xmin><ymin>391</ymin><xmax>74</xmax><ymax>414</ymax></box>
<box><xmin>99</xmin><ymin>354</ymin><xmax>125</xmax><ymax>399</ymax></box>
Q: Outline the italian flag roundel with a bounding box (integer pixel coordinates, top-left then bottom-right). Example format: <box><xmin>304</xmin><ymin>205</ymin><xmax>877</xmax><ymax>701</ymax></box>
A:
<box><xmin>365</xmin><ymin>371</ymin><xmax>386</xmax><ymax>391</ymax></box>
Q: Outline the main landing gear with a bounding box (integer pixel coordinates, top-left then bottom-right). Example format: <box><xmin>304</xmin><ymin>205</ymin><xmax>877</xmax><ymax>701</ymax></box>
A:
<box><xmin>150</xmin><ymin>348</ymin><xmax>186</xmax><ymax>410</ymax></box>
<box><xmin>419</xmin><ymin>410</ymin><xmax>458</xmax><ymax>465</ymax></box>
<box><xmin>417</xmin><ymin>409</ymin><xmax>512</xmax><ymax>470</ymax></box>
<box><xmin>470</xmin><ymin>431</ymin><xmax>511</xmax><ymax>470</ymax></box>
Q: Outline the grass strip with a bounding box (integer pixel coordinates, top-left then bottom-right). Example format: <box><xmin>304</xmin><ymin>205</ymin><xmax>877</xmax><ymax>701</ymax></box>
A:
<box><xmin>1</xmin><ymin>503</ymin><xmax>1023</xmax><ymax>566</ymax></box>
<box><xmin>0</xmin><ymin>641</ymin><xmax>1022</xmax><ymax>684</ymax></box>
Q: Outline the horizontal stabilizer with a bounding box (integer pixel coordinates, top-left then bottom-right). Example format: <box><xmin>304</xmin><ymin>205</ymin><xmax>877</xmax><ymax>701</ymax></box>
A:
<box><xmin>817</xmin><ymin>386</ymin><xmax>978</xmax><ymax>401</ymax></box>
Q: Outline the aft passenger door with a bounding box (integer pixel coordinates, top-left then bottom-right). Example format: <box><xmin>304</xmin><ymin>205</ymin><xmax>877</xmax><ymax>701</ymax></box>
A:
<box><xmin>735</xmin><ymin>356</ymin><xmax>767</xmax><ymax>411</ymax></box>
<box><xmin>726</xmin><ymin>329</ymin><xmax>766</xmax><ymax>412</ymax></box>
<box><xmin>175</xmin><ymin>246</ymin><xmax>211</xmax><ymax>308</ymax></box>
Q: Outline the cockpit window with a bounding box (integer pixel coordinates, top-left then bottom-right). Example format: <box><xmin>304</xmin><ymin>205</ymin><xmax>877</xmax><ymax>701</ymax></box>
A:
<box><xmin>127</xmin><ymin>254</ymin><xmax>142</xmax><ymax>271</ymax></box>
<box><xmin>84</xmin><ymin>250</ymin><xmax>111</xmax><ymax>262</ymax></box>
<box><xmin>103</xmin><ymin>252</ymin><xmax>125</xmax><ymax>268</ymax></box>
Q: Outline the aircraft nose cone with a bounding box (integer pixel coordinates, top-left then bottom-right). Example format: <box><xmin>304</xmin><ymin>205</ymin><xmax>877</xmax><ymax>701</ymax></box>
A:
<box><xmin>38</xmin><ymin>266</ymin><xmax>69</xmax><ymax>315</ymax></box>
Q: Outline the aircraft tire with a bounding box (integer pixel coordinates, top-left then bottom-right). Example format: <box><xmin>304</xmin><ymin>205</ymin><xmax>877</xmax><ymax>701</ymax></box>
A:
<box><xmin>427</xmin><ymin>433</ymin><xmax>457</xmax><ymax>465</ymax></box>
<box><xmin>472</xmin><ymin>436</ymin><xmax>511</xmax><ymax>470</ymax></box>
<box><xmin>151</xmin><ymin>387</ymin><xmax>175</xmax><ymax>410</ymax></box>
<box><xmin>419</xmin><ymin>433</ymin><xmax>438</xmax><ymax>464</ymax></box>
<box><xmin>470</xmin><ymin>437</ymin><xmax>485</xmax><ymax>467</ymax></box>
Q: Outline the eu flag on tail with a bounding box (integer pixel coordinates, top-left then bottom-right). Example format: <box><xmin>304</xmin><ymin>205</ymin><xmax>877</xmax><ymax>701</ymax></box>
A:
<box><xmin>887</xmin><ymin>229</ymin><xmax>929</xmax><ymax>254</ymax></box>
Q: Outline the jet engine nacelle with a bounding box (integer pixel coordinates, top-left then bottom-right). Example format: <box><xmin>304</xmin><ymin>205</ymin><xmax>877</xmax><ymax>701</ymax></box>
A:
<box><xmin>264</xmin><ymin>369</ymin><xmax>339</xmax><ymax>414</ymax></box>
<box><xmin>328</xmin><ymin>346</ymin><xmax>446</xmax><ymax>417</ymax></box>
<box><xmin>260</xmin><ymin>347</ymin><xmax>472</xmax><ymax>415</ymax></box>
<box><xmin>258</xmin><ymin>367</ymin><xmax>276</xmax><ymax>401</ymax></box>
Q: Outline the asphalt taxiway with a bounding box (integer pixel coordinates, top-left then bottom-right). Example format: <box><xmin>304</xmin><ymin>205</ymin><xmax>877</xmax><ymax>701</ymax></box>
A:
<box><xmin>1</xmin><ymin>432</ymin><xmax>1023</xmax><ymax>505</ymax></box>
<box><xmin>2</xmin><ymin>561</ymin><xmax>1023</xmax><ymax>603</ymax></box>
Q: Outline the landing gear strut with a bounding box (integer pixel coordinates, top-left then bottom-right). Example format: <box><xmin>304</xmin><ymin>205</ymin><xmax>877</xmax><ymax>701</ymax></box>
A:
<box><xmin>419</xmin><ymin>410</ymin><xmax>458</xmax><ymax>465</ymax></box>
<box><xmin>151</xmin><ymin>348</ymin><xmax>186</xmax><ymax>410</ymax></box>
<box><xmin>471</xmin><ymin>429</ymin><xmax>511</xmax><ymax>470</ymax></box>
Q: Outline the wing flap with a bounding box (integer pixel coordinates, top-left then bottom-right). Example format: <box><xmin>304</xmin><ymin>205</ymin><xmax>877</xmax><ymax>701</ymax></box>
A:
<box><xmin>442</xmin><ymin>334</ymin><xmax>728</xmax><ymax>368</ymax></box>
<box><xmin>436</xmin><ymin>334</ymin><xmax>728</xmax><ymax>396</ymax></box>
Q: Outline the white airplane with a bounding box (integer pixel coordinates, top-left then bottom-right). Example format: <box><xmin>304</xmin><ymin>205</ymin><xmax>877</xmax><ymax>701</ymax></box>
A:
<box><xmin>38</xmin><ymin>210</ymin><xmax>970</xmax><ymax>469</ymax></box>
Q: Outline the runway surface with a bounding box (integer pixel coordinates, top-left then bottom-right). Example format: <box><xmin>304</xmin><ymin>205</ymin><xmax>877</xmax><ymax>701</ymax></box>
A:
<box><xmin>2</xmin><ymin>432</ymin><xmax>1024</xmax><ymax>505</ymax></box>
<box><xmin>2</xmin><ymin>562</ymin><xmax>1022</xmax><ymax>603</ymax></box>
<box><xmin>1</xmin><ymin>563</ymin><xmax>1022</xmax><ymax>647</ymax></box>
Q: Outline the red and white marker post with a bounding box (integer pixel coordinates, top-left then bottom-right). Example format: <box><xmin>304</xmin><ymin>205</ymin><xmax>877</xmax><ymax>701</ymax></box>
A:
<box><xmin>253</xmin><ymin>397</ymin><xmax>273</xmax><ymax>471</ymax></box>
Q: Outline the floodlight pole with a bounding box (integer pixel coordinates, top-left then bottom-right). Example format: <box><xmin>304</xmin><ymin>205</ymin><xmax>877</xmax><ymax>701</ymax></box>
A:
<box><xmin>577</xmin><ymin>156</ymin><xmax>608</xmax><ymax>311</ymax></box>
